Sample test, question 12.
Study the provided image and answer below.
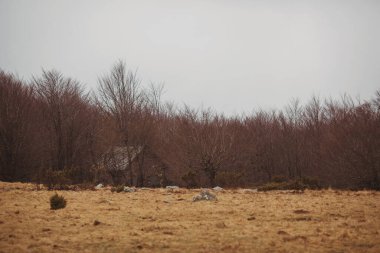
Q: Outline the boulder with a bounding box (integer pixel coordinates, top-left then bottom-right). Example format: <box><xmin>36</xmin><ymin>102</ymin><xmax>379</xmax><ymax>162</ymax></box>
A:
<box><xmin>166</xmin><ymin>186</ymin><xmax>180</xmax><ymax>192</ymax></box>
<box><xmin>212</xmin><ymin>186</ymin><xmax>224</xmax><ymax>191</ymax></box>
<box><xmin>192</xmin><ymin>189</ymin><xmax>217</xmax><ymax>202</ymax></box>
<box><xmin>166</xmin><ymin>186</ymin><xmax>179</xmax><ymax>189</ymax></box>
<box><xmin>123</xmin><ymin>186</ymin><xmax>136</xmax><ymax>192</ymax></box>
<box><xmin>95</xmin><ymin>184</ymin><xmax>104</xmax><ymax>190</ymax></box>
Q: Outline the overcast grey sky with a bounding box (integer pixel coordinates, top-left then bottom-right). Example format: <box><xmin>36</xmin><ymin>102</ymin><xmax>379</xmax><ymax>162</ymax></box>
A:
<box><xmin>1</xmin><ymin>0</ymin><xmax>379</xmax><ymax>114</ymax></box>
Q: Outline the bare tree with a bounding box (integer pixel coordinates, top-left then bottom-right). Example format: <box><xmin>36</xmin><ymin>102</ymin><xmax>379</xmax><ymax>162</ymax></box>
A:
<box><xmin>244</xmin><ymin>110</ymin><xmax>281</xmax><ymax>181</ymax></box>
<box><xmin>0</xmin><ymin>71</ymin><xmax>35</xmax><ymax>181</ymax></box>
<box><xmin>97</xmin><ymin>61</ymin><xmax>161</xmax><ymax>186</ymax></box>
<box><xmin>303</xmin><ymin>96</ymin><xmax>326</xmax><ymax>178</ymax></box>
<box><xmin>33</xmin><ymin>70</ymin><xmax>95</xmax><ymax>182</ymax></box>
<box><xmin>175</xmin><ymin>108</ymin><xmax>234</xmax><ymax>187</ymax></box>
<box><xmin>2</xmin><ymin>66</ymin><xmax>380</xmax><ymax>190</ymax></box>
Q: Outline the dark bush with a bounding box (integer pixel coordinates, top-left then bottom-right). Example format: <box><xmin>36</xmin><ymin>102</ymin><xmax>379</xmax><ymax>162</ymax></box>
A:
<box><xmin>63</xmin><ymin>167</ymin><xmax>95</xmax><ymax>185</ymax></box>
<box><xmin>181</xmin><ymin>170</ymin><xmax>199</xmax><ymax>188</ymax></box>
<box><xmin>75</xmin><ymin>183</ymin><xmax>96</xmax><ymax>191</ymax></box>
<box><xmin>44</xmin><ymin>169</ymin><xmax>71</xmax><ymax>190</ymax></box>
<box><xmin>301</xmin><ymin>177</ymin><xmax>322</xmax><ymax>190</ymax></box>
<box><xmin>50</xmin><ymin>193</ymin><xmax>67</xmax><ymax>210</ymax></box>
<box><xmin>216</xmin><ymin>171</ymin><xmax>245</xmax><ymax>187</ymax></box>
<box><xmin>257</xmin><ymin>180</ymin><xmax>305</xmax><ymax>191</ymax></box>
<box><xmin>257</xmin><ymin>177</ymin><xmax>323</xmax><ymax>191</ymax></box>
<box><xmin>272</xmin><ymin>175</ymin><xmax>287</xmax><ymax>183</ymax></box>
<box><xmin>111</xmin><ymin>185</ymin><xmax>124</xmax><ymax>193</ymax></box>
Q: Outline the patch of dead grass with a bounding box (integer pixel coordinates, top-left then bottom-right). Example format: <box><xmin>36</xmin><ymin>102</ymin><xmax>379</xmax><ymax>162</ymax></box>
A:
<box><xmin>0</xmin><ymin>182</ymin><xmax>379</xmax><ymax>253</ymax></box>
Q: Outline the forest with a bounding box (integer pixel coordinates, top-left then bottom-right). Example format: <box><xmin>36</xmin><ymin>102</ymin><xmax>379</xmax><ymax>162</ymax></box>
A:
<box><xmin>1</xmin><ymin>61</ymin><xmax>379</xmax><ymax>190</ymax></box>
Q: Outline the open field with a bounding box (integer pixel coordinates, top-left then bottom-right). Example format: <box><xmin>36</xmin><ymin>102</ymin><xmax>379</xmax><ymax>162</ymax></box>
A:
<box><xmin>0</xmin><ymin>182</ymin><xmax>379</xmax><ymax>253</ymax></box>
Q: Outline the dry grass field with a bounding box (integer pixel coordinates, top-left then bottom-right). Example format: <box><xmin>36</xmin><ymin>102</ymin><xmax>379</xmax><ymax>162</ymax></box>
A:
<box><xmin>0</xmin><ymin>182</ymin><xmax>379</xmax><ymax>253</ymax></box>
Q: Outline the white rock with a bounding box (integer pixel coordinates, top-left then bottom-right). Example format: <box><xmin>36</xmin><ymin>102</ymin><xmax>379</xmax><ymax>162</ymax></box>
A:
<box><xmin>166</xmin><ymin>185</ymin><xmax>180</xmax><ymax>192</ymax></box>
<box><xmin>212</xmin><ymin>186</ymin><xmax>224</xmax><ymax>191</ymax></box>
<box><xmin>95</xmin><ymin>184</ymin><xmax>104</xmax><ymax>189</ymax></box>
<box><xmin>166</xmin><ymin>186</ymin><xmax>179</xmax><ymax>189</ymax></box>
<box><xmin>243</xmin><ymin>189</ymin><xmax>258</xmax><ymax>193</ymax></box>
<box><xmin>124</xmin><ymin>186</ymin><xmax>136</xmax><ymax>192</ymax></box>
<box><xmin>192</xmin><ymin>190</ymin><xmax>217</xmax><ymax>202</ymax></box>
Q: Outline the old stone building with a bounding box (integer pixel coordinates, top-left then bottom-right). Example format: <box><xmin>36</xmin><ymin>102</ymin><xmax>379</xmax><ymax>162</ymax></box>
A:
<box><xmin>98</xmin><ymin>145</ymin><xmax>172</xmax><ymax>187</ymax></box>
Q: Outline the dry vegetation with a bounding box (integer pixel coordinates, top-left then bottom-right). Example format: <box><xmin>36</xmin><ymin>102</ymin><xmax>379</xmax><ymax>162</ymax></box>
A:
<box><xmin>1</xmin><ymin>65</ymin><xmax>380</xmax><ymax>190</ymax></box>
<box><xmin>0</xmin><ymin>182</ymin><xmax>379</xmax><ymax>253</ymax></box>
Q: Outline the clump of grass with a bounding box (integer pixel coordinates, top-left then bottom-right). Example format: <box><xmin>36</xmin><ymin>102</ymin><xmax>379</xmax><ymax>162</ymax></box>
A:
<box><xmin>50</xmin><ymin>193</ymin><xmax>67</xmax><ymax>210</ymax></box>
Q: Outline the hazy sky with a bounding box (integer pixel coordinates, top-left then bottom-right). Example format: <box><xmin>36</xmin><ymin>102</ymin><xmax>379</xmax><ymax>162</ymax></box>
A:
<box><xmin>1</xmin><ymin>0</ymin><xmax>379</xmax><ymax>114</ymax></box>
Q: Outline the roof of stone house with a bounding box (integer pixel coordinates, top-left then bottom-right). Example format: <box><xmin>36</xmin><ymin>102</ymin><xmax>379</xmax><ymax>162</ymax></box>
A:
<box><xmin>103</xmin><ymin>146</ymin><xmax>144</xmax><ymax>171</ymax></box>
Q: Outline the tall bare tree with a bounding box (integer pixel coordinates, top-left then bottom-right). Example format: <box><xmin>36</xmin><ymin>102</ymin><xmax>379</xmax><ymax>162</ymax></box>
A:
<box><xmin>97</xmin><ymin>61</ymin><xmax>161</xmax><ymax>186</ymax></box>
<box><xmin>0</xmin><ymin>71</ymin><xmax>35</xmax><ymax>181</ymax></box>
<box><xmin>33</xmin><ymin>70</ymin><xmax>95</xmax><ymax>181</ymax></box>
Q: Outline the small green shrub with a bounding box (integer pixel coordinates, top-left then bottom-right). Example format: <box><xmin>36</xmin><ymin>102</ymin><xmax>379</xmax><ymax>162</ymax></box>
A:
<box><xmin>50</xmin><ymin>193</ymin><xmax>67</xmax><ymax>210</ymax></box>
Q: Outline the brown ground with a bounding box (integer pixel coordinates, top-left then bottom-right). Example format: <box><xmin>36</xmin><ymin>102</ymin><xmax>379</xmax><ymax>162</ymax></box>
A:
<box><xmin>0</xmin><ymin>182</ymin><xmax>379</xmax><ymax>253</ymax></box>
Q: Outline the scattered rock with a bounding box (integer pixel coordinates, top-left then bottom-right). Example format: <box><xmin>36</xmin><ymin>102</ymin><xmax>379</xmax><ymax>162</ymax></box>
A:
<box><xmin>95</xmin><ymin>184</ymin><xmax>104</xmax><ymax>190</ymax></box>
<box><xmin>166</xmin><ymin>185</ymin><xmax>179</xmax><ymax>189</ymax></box>
<box><xmin>243</xmin><ymin>189</ymin><xmax>258</xmax><ymax>193</ymax></box>
<box><xmin>192</xmin><ymin>190</ymin><xmax>217</xmax><ymax>202</ymax></box>
<box><xmin>166</xmin><ymin>186</ymin><xmax>180</xmax><ymax>192</ymax></box>
<box><xmin>93</xmin><ymin>220</ymin><xmax>101</xmax><ymax>226</ymax></box>
<box><xmin>166</xmin><ymin>186</ymin><xmax>179</xmax><ymax>190</ymax></box>
<box><xmin>124</xmin><ymin>186</ymin><xmax>136</xmax><ymax>192</ymax></box>
<box><xmin>247</xmin><ymin>216</ymin><xmax>256</xmax><ymax>221</ymax></box>
<box><xmin>212</xmin><ymin>186</ymin><xmax>224</xmax><ymax>191</ymax></box>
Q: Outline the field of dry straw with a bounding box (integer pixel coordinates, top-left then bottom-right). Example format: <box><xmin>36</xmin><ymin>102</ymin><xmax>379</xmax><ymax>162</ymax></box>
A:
<box><xmin>0</xmin><ymin>182</ymin><xmax>379</xmax><ymax>253</ymax></box>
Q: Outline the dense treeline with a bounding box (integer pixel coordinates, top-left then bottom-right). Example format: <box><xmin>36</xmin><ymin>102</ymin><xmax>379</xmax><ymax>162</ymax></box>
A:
<box><xmin>0</xmin><ymin>62</ymin><xmax>379</xmax><ymax>189</ymax></box>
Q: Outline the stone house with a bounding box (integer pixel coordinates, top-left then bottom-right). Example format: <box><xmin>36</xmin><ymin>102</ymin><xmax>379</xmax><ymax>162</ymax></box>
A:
<box><xmin>99</xmin><ymin>145</ymin><xmax>171</xmax><ymax>187</ymax></box>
